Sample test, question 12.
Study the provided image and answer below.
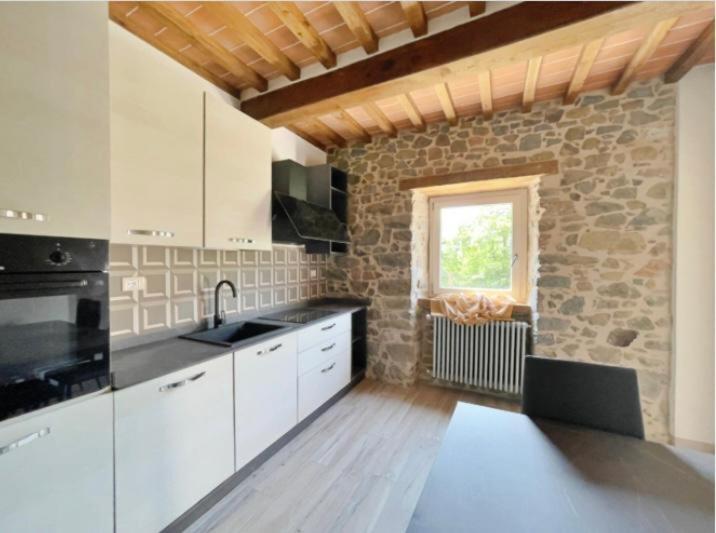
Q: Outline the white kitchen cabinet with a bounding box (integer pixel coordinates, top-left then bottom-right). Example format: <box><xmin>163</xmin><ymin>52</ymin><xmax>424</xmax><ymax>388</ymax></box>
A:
<box><xmin>115</xmin><ymin>354</ymin><xmax>234</xmax><ymax>533</ymax></box>
<box><xmin>109</xmin><ymin>23</ymin><xmax>204</xmax><ymax>248</ymax></box>
<box><xmin>298</xmin><ymin>313</ymin><xmax>351</xmax><ymax>352</ymax></box>
<box><xmin>235</xmin><ymin>332</ymin><xmax>298</xmax><ymax>470</ymax></box>
<box><xmin>204</xmin><ymin>92</ymin><xmax>273</xmax><ymax>251</ymax></box>
<box><xmin>0</xmin><ymin>3</ymin><xmax>109</xmax><ymax>239</ymax></box>
<box><xmin>297</xmin><ymin>313</ymin><xmax>352</xmax><ymax>421</ymax></box>
<box><xmin>0</xmin><ymin>393</ymin><xmax>114</xmax><ymax>533</ymax></box>
<box><xmin>298</xmin><ymin>348</ymin><xmax>351</xmax><ymax>422</ymax></box>
<box><xmin>298</xmin><ymin>330</ymin><xmax>351</xmax><ymax>376</ymax></box>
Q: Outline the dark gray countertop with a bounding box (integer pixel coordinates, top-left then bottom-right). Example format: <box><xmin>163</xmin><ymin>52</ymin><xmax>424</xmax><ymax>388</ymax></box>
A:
<box><xmin>409</xmin><ymin>402</ymin><xmax>715</xmax><ymax>533</ymax></box>
<box><xmin>111</xmin><ymin>299</ymin><xmax>366</xmax><ymax>390</ymax></box>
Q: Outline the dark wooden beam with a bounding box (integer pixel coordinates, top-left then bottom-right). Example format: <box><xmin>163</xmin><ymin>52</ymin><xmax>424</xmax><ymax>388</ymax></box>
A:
<box><xmin>398</xmin><ymin>160</ymin><xmax>559</xmax><ymax>191</ymax></box>
<box><xmin>468</xmin><ymin>2</ymin><xmax>486</xmax><ymax>17</ymax></box>
<box><xmin>242</xmin><ymin>2</ymin><xmax>703</xmax><ymax>127</ymax></box>
<box><xmin>665</xmin><ymin>20</ymin><xmax>715</xmax><ymax>83</ymax></box>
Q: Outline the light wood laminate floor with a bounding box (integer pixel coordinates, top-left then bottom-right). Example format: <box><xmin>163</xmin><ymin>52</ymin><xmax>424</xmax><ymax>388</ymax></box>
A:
<box><xmin>186</xmin><ymin>380</ymin><xmax>518</xmax><ymax>533</ymax></box>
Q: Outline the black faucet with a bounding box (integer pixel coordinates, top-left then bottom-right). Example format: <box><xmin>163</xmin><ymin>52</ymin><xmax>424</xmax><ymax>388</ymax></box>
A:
<box><xmin>214</xmin><ymin>280</ymin><xmax>237</xmax><ymax>328</ymax></box>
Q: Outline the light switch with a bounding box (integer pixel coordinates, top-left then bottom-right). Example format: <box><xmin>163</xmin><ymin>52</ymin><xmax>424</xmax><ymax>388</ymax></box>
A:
<box><xmin>122</xmin><ymin>276</ymin><xmax>145</xmax><ymax>292</ymax></box>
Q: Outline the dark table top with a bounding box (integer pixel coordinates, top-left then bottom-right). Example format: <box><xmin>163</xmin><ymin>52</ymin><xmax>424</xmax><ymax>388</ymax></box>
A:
<box><xmin>409</xmin><ymin>402</ymin><xmax>715</xmax><ymax>533</ymax></box>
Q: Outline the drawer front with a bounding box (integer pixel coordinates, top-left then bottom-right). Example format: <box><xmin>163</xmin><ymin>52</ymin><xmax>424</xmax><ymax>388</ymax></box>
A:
<box><xmin>0</xmin><ymin>393</ymin><xmax>114</xmax><ymax>533</ymax></box>
<box><xmin>298</xmin><ymin>349</ymin><xmax>351</xmax><ymax>421</ymax></box>
<box><xmin>299</xmin><ymin>331</ymin><xmax>350</xmax><ymax>376</ymax></box>
<box><xmin>297</xmin><ymin>313</ymin><xmax>351</xmax><ymax>352</ymax></box>
<box><xmin>234</xmin><ymin>332</ymin><xmax>298</xmax><ymax>470</ymax></box>
<box><xmin>115</xmin><ymin>354</ymin><xmax>234</xmax><ymax>533</ymax></box>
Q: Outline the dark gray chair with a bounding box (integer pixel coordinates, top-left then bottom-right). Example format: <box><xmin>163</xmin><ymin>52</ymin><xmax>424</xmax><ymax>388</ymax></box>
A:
<box><xmin>521</xmin><ymin>355</ymin><xmax>644</xmax><ymax>439</ymax></box>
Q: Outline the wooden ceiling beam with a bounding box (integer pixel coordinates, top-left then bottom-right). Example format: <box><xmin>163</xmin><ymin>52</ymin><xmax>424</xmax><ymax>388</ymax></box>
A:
<box><xmin>242</xmin><ymin>2</ymin><xmax>705</xmax><ymax>127</ymax></box>
<box><xmin>478</xmin><ymin>71</ymin><xmax>493</xmax><ymax>120</ymax></box>
<box><xmin>202</xmin><ymin>2</ymin><xmax>300</xmax><ymax>81</ymax></box>
<box><xmin>288</xmin><ymin>124</ymin><xmax>327</xmax><ymax>150</ymax></box>
<box><xmin>364</xmin><ymin>102</ymin><xmax>397</xmax><ymax>137</ymax></box>
<box><xmin>311</xmin><ymin>117</ymin><xmax>347</xmax><ymax>147</ymax></box>
<box><xmin>612</xmin><ymin>17</ymin><xmax>679</xmax><ymax>95</ymax></box>
<box><xmin>109</xmin><ymin>4</ymin><xmax>243</xmax><ymax>99</ymax></box>
<box><xmin>397</xmin><ymin>94</ymin><xmax>426</xmax><ymax>132</ymax></box>
<box><xmin>522</xmin><ymin>57</ymin><xmax>542</xmax><ymax>112</ymax></box>
<box><xmin>435</xmin><ymin>83</ymin><xmax>458</xmax><ymax>125</ymax></box>
<box><xmin>335</xmin><ymin>2</ymin><xmax>379</xmax><ymax>54</ymax></box>
<box><xmin>468</xmin><ymin>2</ymin><xmax>487</xmax><ymax>17</ymax></box>
<box><xmin>564</xmin><ymin>38</ymin><xmax>604</xmax><ymax>104</ymax></box>
<box><xmin>269</xmin><ymin>2</ymin><xmax>336</xmax><ymax>69</ymax></box>
<box><xmin>400</xmin><ymin>1</ymin><xmax>428</xmax><ymax>38</ymax></box>
<box><xmin>143</xmin><ymin>2</ymin><xmax>267</xmax><ymax>92</ymax></box>
<box><xmin>399</xmin><ymin>160</ymin><xmax>560</xmax><ymax>191</ymax></box>
<box><xmin>336</xmin><ymin>109</ymin><xmax>371</xmax><ymax>143</ymax></box>
<box><xmin>665</xmin><ymin>20</ymin><xmax>715</xmax><ymax>83</ymax></box>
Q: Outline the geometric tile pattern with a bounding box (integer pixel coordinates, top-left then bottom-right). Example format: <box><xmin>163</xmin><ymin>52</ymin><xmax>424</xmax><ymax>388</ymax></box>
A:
<box><xmin>110</xmin><ymin>243</ymin><xmax>327</xmax><ymax>342</ymax></box>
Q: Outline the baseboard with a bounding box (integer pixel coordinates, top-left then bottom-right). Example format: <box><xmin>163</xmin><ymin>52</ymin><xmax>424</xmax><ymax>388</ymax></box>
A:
<box><xmin>163</xmin><ymin>371</ymin><xmax>365</xmax><ymax>532</ymax></box>
<box><xmin>672</xmin><ymin>436</ymin><xmax>715</xmax><ymax>454</ymax></box>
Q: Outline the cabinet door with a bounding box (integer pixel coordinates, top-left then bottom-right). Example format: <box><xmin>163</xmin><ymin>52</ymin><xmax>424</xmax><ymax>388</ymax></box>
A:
<box><xmin>0</xmin><ymin>3</ymin><xmax>109</xmax><ymax>239</ymax></box>
<box><xmin>0</xmin><ymin>393</ymin><xmax>114</xmax><ymax>533</ymax></box>
<box><xmin>109</xmin><ymin>24</ymin><xmax>203</xmax><ymax>248</ymax></box>
<box><xmin>204</xmin><ymin>93</ymin><xmax>272</xmax><ymax>251</ymax></box>
<box><xmin>115</xmin><ymin>354</ymin><xmax>234</xmax><ymax>533</ymax></box>
<box><xmin>235</xmin><ymin>333</ymin><xmax>298</xmax><ymax>470</ymax></box>
<box><xmin>298</xmin><ymin>349</ymin><xmax>351</xmax><ymax>422</ymax></box>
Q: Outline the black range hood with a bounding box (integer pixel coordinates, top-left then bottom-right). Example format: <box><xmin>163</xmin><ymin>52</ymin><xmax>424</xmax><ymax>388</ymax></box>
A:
<box><xmin>272</xmin><ymin>160</ymin><xmax>350</xmax><ymax>252</ymax></box>
<box><xmin>273</xmin><ymin>192</ymin><xmax>348</xmax><ymax>243</ymax></box>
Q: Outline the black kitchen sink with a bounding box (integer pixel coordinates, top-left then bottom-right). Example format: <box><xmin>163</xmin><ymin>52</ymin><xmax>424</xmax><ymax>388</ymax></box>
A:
<box><xmin>180</xmin><ymin>321</ymin><xmax>287</xmax><ymax>347</ymax></box>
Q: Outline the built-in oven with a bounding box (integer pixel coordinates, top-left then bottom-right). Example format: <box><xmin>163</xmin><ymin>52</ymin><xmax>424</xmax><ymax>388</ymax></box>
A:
<box><xmin>0</xmin><ymin>234</ymin><xmax>109</xmax><ymax>423</ymax></box>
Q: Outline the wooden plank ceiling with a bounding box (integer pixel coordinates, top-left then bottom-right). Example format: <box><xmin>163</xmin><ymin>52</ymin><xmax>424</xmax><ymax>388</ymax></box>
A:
<box><xmin>110</xmin><ymin>1</ymin><xmax>715</xmax><ymax>149</ymax></box>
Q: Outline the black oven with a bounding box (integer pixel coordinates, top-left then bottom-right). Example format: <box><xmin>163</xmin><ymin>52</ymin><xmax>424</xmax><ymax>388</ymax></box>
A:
<box><xmin>0</xmin><ymin>234</ymin><xmax>109</xmax><ymax>423</ymax></box>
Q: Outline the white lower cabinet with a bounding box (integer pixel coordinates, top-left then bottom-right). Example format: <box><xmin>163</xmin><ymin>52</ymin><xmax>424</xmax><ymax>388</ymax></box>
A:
<box><xmin>235</xmin><ymin>333</ymin><xmax>298</xmax><ymax>470</ymax></box>
<box><xmin>0</xmin><ymin>393</ymin><xmax>114</xmax><ymax>533</ymax></box>
<box><xmin>298</xmin><ymin>351</ymin><xmax>351</xmax><ymax>422</ymax></box>
<box><xmin>297</xmin><ymin>314</ymin><xmax>352</xmax><ymax>422</ymax></box>
<box><xmin>114</xmin><ymin>354</ymin><xmax>235</xmax><ymax>533</ymax></box>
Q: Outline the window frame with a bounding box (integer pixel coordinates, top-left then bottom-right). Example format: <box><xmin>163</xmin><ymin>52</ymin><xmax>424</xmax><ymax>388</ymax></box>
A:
<box><xmin>428</xmin><ymin>188</ymin><xmax>529</xmax><ymax>302</ymax></box>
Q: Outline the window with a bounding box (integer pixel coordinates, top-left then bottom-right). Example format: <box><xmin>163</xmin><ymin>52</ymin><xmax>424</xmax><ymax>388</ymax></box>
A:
<box><xmin>429</xmin><ymin>189</ymin><xmax>528</xmax><ymax>302</ymax></box>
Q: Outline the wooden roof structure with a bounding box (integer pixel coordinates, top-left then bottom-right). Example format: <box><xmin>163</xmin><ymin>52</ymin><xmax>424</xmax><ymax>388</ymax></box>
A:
<box><xmin>110</xmin><ymin>1</ymin><xmax>715</xmax><ymax>148</ymax></box>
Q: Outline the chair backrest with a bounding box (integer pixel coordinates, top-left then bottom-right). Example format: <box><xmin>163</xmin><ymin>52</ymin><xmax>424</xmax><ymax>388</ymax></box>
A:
<box><xmin>521</xmin><ymin>355</ymin><xmax>644</xmax><ymax>439</ymax></box>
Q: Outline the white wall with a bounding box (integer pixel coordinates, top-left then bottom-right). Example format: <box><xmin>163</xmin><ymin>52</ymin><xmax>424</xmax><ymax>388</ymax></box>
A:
<box><xmin>271</xmin><ymin>127</ymin><xmax>327</xmax><ymax>166</ymax></box>
<box><xmin>672</xmin><ymin>64</ymin><xmax>715</xmax><ymax>449</ymax></box>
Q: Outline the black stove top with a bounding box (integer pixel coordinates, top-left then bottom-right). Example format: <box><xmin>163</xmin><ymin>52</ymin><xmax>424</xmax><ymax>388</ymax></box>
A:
<box><xmin>260</xmin><ymin>308</ymin><xmax>337</xmax><ymax>324</ymax></box>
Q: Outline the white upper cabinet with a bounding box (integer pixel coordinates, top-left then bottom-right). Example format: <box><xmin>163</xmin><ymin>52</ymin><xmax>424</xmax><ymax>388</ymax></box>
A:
<box><xmin>0</xmin><ymin>3</ymin><xmax>110</xmax><ymax>239</ymax></box>
<box><xmin>109</xmin><ymin>24</ymin><xmax>204</xmax><ymax>248</ymax></box>
<box><xmin>204</xmin><ymin>92</ymin><xmax>273</xmax><ymax>251</ymax></box>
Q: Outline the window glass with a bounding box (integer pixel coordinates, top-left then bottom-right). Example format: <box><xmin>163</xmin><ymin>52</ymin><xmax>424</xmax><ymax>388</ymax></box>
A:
<box><xmin>438</xmin><ymin>202</ymin><xmax>513</xmax><ymax>291</ymax></box>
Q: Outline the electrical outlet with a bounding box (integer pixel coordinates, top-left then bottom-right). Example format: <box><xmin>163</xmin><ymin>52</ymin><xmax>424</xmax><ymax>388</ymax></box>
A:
<box><xmin>310</xmin><ymin>268</ymin><xmax>318</xmax><ymax>279</ymax></box>
<box><xmin>122</xmin><ymin>276</ymin><xmax>145</xmax><ymax>292</ymax></box>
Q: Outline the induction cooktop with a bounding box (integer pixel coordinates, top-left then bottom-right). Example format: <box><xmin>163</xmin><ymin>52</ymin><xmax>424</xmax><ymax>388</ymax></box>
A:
<box><xmin>259</xmin><ymin>308</ymin><xmax>337</xmax><ymax>325</ymax></box>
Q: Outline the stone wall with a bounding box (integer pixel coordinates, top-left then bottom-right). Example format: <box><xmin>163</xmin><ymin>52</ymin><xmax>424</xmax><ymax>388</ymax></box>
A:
<box><xmin>328</xmin><ymin>79</ymin><xmax>676</xmax><ymax>441</ymax></box>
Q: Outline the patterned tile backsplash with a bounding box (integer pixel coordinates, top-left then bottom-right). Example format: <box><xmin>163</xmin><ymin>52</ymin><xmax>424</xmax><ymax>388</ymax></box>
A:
<box><xmin>109</xmin><ymin>244</ymin><xmax>328</xmax><ymax>344</ymax></box>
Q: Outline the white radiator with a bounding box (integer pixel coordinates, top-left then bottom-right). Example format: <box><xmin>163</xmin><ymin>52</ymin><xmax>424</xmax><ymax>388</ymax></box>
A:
<box><xmin>432</xmin><ymin>317</ymin><xmax>530</xmax><ymax>395</ymax></box>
